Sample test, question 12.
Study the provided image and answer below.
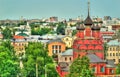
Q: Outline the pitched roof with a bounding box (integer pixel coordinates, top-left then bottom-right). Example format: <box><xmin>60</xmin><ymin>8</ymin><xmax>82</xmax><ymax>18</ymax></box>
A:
<box><xmin>106</xmin><ymin>60</ymin><xmax>116</xmax><ymax>68</ymax></box>
<box><xmin>107</xmin><ymin>40</ymin><xmax>120</xmax><ymax>46</ymax></box>
<box><xmin>13</xmin><ymin>35</ymin><xmax>25</xmax><ymax>39</ymax></box>
<box><xmin>86</xmin><ymin>54</ymin><xmax>105</xmax><ymax>63</ymax></box>
<box><xmin>84</xmin><ymin>15</ymin><xmax>93</xmax><ymax>26</ymax></box>
<box><xmin>61</xmin><ymin>49</ymin><xmax>73</xmax><ymax>56</ymax></box>
<box><xmin>47</xmin><ymin>39</ymin><xmax>64</xmax><ymax>44</ymax></box>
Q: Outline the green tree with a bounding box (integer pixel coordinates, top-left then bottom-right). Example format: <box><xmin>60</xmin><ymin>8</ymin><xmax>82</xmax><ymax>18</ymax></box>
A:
<box><xmin>31</xmin><ymin>28</ymin><xmax>52</xmax><ymax>35</ymax></box>
<box><xmin>0</xmin><ymin>46</ymin><xmax>20</xmax><ymax>77</ymax></box>
<box><xmin>113</xmin><ymin>29</ymin><xmax>120</xmax><ymax>40</ymax></box>
<box><xmin>67</xmin><ymin>56</ymin><xmax>95</xmax><ymax>77</ymax></box>
<box><xmin>23</xmin><ymin>42</ymin><xmax>59</xmax><ymax>77</ymax></box>
<box><xmin>2</xmin><ymin>27</ymin><xmax>12</xmax><ymax>39</ymax></box>
<box><xmin>56</xmin><ymin>22</ymin><xmax>66</xmax><ymax>35</ymax></box>
<box><xmin>104</xmin><ymin>43</ymin><xmax>108</xmax><ymax>60</ymax></box>
<box><xmin>72</xmin><ymin>30</ymin><xmax>77</xmax><ymax>36</ymax></box>
<box><xmin>116</xmin><ymin>63</ymin><xmax>120</xmax><ymax>74</ymax></box>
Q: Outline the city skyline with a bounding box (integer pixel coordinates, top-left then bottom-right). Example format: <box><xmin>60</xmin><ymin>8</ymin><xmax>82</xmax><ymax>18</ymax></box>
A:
<box><xmin>0</xmin><ymin>0</ymin><xmax>120</xmax><ymax>20</ymax></box>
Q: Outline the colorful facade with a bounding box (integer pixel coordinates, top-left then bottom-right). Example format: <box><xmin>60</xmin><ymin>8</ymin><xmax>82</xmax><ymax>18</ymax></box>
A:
<box><xmin>62</xmin><ymin>36</ymin><xmax>73</xmax><ymax>48</ymax></box>
<box><xmin>11</xmin><ymin>35</ymin><xmax>28</xmax><ymax>55</ymax></box>
<box><xmin>48</xmin><ymin>39</ymin><xmax>66</xmax><ymax>56</ymax></box>
<box><xmin>106</xmin><ymin>40</ymin><xmax>120</xmax><ymax>64</ymax></box>
<box><xmin>56</xmin><ymin>1</ymin><xmax>116</xmax><ymax>77</ymax></box>
<box><xmin>73</xmin><ymin>13</ymin><xmax>104</xmax><ymax>60</ymax></box>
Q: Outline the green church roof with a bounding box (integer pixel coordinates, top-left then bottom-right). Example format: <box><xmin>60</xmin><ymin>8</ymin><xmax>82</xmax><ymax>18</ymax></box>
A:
<box><xmin>17</xmin><ymin>33</ymin><xmax>29</xmax><ymax>37</ymax></box>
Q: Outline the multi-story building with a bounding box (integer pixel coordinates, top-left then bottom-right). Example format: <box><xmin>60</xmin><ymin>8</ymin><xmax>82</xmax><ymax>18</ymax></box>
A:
<box><xmin>106</xmin><ymin>40</ymin><xmax>120</xmax><ymax>64</ymax></box>
<box><xmin>48</xmin><ymin>39</ymin><xmax>66</xmax><ymax>56</ymax></box>
<box><xmin>11</xmin><ymin>35</ymin><xmax>28</xmax><ymax>55</ymax></box>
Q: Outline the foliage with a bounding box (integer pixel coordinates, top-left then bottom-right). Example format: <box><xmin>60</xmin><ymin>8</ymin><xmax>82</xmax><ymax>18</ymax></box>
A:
<box><xmin>72</xmin><ymin>30</ymin><xmax>77</xmax><ymax>36</ymax></box>
<box><xmin>113</xmin><ymin>29</ymin><xmax>120</xmax><ymax>40</ymax></box>
<box><xmin>56</xmin><ymin>22</ymin><xmax>66</xmax><ymax>35</ymax></box>
<box><xmin>67</xmin><ymin>56</ymin><xmax>95</xmax><ymax>77</ymax></box>
<box><xmin>22</xmin><ymin>42</ymin><xmax>59</xmax><ymax>77</ymax></box>
<box><xmin>31</xmin><ymin>28</ymin><xmax>52</xmax><ymax>35</ymax></box>
<box><xmin>18</xmin><ymin>21</ymin><xmax>27</xmax><ymax>26</ymax></box>
<box><xmin>0</xmin><ymin>44</ymin><xmax>19</xmax><ymax>77</ymax></box>
<box><xmin>2</xmin><ymin>27</ymin><xmax>12</xmax><ymax>39</ymax></box>
<box><xmin>116</xmin><ymin>63</ymin><xmax>120</xmax><ymax>74</ymax></box>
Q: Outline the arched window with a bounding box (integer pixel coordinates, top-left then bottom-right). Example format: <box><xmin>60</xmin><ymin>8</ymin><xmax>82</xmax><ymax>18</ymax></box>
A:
<box><xmin>65</xmin><ymin>57</ymin><xmax>67</xmax><ymax>61</ymax></box>
<box><xmin>109</xmin><ymin>47</ymin><xmax>112</xmax><ymax>51</ymax></box>
<box><xmin>113</xmin><ymin>53</ymin><xmax>115</xmax><ymax>56</ymax></box>
<box><xmin>100</xmin><ymin>66</ymin><xmax>104</xmax><ymax>72</ymax></box>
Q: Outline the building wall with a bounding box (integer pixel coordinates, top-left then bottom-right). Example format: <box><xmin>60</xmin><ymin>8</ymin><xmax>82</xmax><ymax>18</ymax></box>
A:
<box><xmin>90</xmin><ymin>63</ymin><xmax>115</xmax><ymax>75</ymax></box>
<box><xmin>62</xmin><ymin>36</ymin><xmax>73</xmax><ymax>48</ymax></box>
<box><xmin>58</xmin><ymin>55</ymin><xmax>73</xmax><ymax>63</ymax></box>
<box><xmin>106</xmin><ymin>46</ymin><xmax>120</xmax><ymax>64</ymax></box>
<box><xmin>48</xmin><ymin>42</ymin><xmax>66</xmax><ymax>56</ymax></box>
<box><xmin>11</xmin><ymin>41</ymin><xmax>28</xmax><ymax>55</ymax></box>
<box><xmin>90</xmin><ymin>63</ymin><xmax>106</xmax><ymax>75</ymax></box>
<box><xmin>73</xmin><ymin>51</ymin><xmax>104</xmax><ymax>60</ymax></box>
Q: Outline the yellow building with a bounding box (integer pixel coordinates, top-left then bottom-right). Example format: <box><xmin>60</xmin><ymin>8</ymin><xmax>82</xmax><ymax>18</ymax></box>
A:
<box><xmin>62</xmin><ymin>36</ymin><xmax>73</xmax><ymax>48</ymax></box>
<box><xmin>11</xmin><ymin>35</ymin><xmax>28</xmax><ymax>55</ymax></box>
<box><xmin>106</xmin><ymin>40</ymin><xmax>120</xmax><ymax>64</ymax></box>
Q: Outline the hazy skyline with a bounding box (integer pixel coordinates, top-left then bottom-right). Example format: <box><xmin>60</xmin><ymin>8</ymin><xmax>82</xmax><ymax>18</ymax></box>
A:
<box><xmin>0</xmin><ymin>0</ymin><xmax>120</xmax><ymax>20</ymax></box>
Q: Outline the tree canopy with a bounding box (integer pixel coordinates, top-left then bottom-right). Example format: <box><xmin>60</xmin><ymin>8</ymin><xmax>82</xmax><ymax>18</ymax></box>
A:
<box><xmin>22</xmin><ymin>42</ymin><xmax>59</xmax><ymax>77</ymax></box>
<box><xmin>56</xmin><ymin>22</ymin><xmax>66</xmax><ymax>35</ymax></box>
<box><xmin>2</xmin><ymin>27</ymin><xmax>12</xmax><ymax>39</ymax></box>
<box><xmin>0</xmin><ymin>41</ymin><xmax>19</xmax><ymax>77</ymax></box>
<box><xmin>116</xmin><ymin>63</ymin><xmax>120</xmax><ymax>74</ymax></box>
<box><xmin>67</xmin><ymin>56</ymin><xmax>95</xmax><ymax>77</ymax></box>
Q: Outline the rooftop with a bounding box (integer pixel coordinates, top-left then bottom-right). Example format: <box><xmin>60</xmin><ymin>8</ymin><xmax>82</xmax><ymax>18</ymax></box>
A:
<box><xmin>86</xmin><ymin>54</ymin><xmax>105</xmax><ymax>63</ymax></box>
<box><xmin>107</xmin><ymin>40</ymin><xmax>120</xmax><ymax>46</ymax></box>
<box><xmin>61</xmin><ymin>49</ymin><xmax>73</xmax><ymax>56</ymax></box>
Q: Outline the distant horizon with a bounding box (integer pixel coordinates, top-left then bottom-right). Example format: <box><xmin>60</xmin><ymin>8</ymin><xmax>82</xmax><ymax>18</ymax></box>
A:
<box><xmin>0</xmin><ymin>0</ymin><xmax>120</xmax><ymax>20</ymax></box>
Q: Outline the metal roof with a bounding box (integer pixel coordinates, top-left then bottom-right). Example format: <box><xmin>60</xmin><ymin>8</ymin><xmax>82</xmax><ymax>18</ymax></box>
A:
<box><xmin>86</xmin><ymin>54</ymin><xmax>105</xmax><ymax>63</ymax></box>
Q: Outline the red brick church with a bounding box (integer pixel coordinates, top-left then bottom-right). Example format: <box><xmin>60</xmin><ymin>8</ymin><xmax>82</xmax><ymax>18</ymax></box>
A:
<box><xmin>56</xmin><ymin>1</ymin><xmax>116</xmax><ymax>77</ymax></box>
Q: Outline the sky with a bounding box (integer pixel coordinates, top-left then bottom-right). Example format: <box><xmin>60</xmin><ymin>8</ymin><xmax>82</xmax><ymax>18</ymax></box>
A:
<box><xmin>0</xmin><ymin>0</ymin><xmax>120</xmax><ymax>20</ymax></box>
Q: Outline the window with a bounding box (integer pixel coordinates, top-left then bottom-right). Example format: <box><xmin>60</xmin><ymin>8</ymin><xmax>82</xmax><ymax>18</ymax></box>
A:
<box><xmin>110</xmin><ymin>48</ymin><xmax>112</xmax><ymax>51</ymax></box>
<box><xmin>113</xmin><ymin>59</ymin><xmax>115</xmax><ymax>62</ymax></box>
<box><xmin>66</xmin><ymin>38</ymin><xmax>68</xmax><ymax>41</ymax></box>
<box><xmin>113</xmin><ymin>48</ymin><xmax>115</xmax><ymax>51</ymax></box>
<box><xmin>52</xmin><ymin>45</ymin><xmax>54</xmax><ymax>49</ymax></box>
<box><xmin>116</xmin><ymin>53</ymin><xmax>118</xmax><ymax>56</ymax></box>
<box><xmin>55</xmin><ymin>45</ymin><xmax>58</xmax><ymax>49</ymax></box>
<box><xmin>92</xmin><ymin>67</ymin><xmax>96</xmax><ymax>73</ymax></box>
<box><xmin>100</xmin><ymin>66</ymin><xmax>104</xmax><ymax>72</ymax></box>
<box><xmin>65</xmin><ymin>57</ymin><xmax>67</xmax><ymax>61</ymax></box>
<box><xmin>110</xmin><ymin>69</ymin><xmax>114</xmax><ymax>74</ymax></box>
<box><xmin>69</xmin><ymin>57</ymin><xmax>71</xmax><ymax>61</ymax></box>
<box><xmin>56</xmin><ymin>50</ymin><xmax>58</xmax><ymax>53</ymax></box>
<box><xmin>119</xmin><ymin>59</ymin><xmax>120</xmax><ymax>62</ymax></box>
<box><xmin>59</xmin><ymin>45</ymin><xmax>61</xmax><ymax>49</ymax></box>
<box><xmin>59</xmin><ymin>50</ymin><xmax>61</xmax><ymax>53</ymax></box>
<box><xmin>113</xmin><ymin>53</ymin><xmax>115</xmax><ymax>56</ymax></box>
